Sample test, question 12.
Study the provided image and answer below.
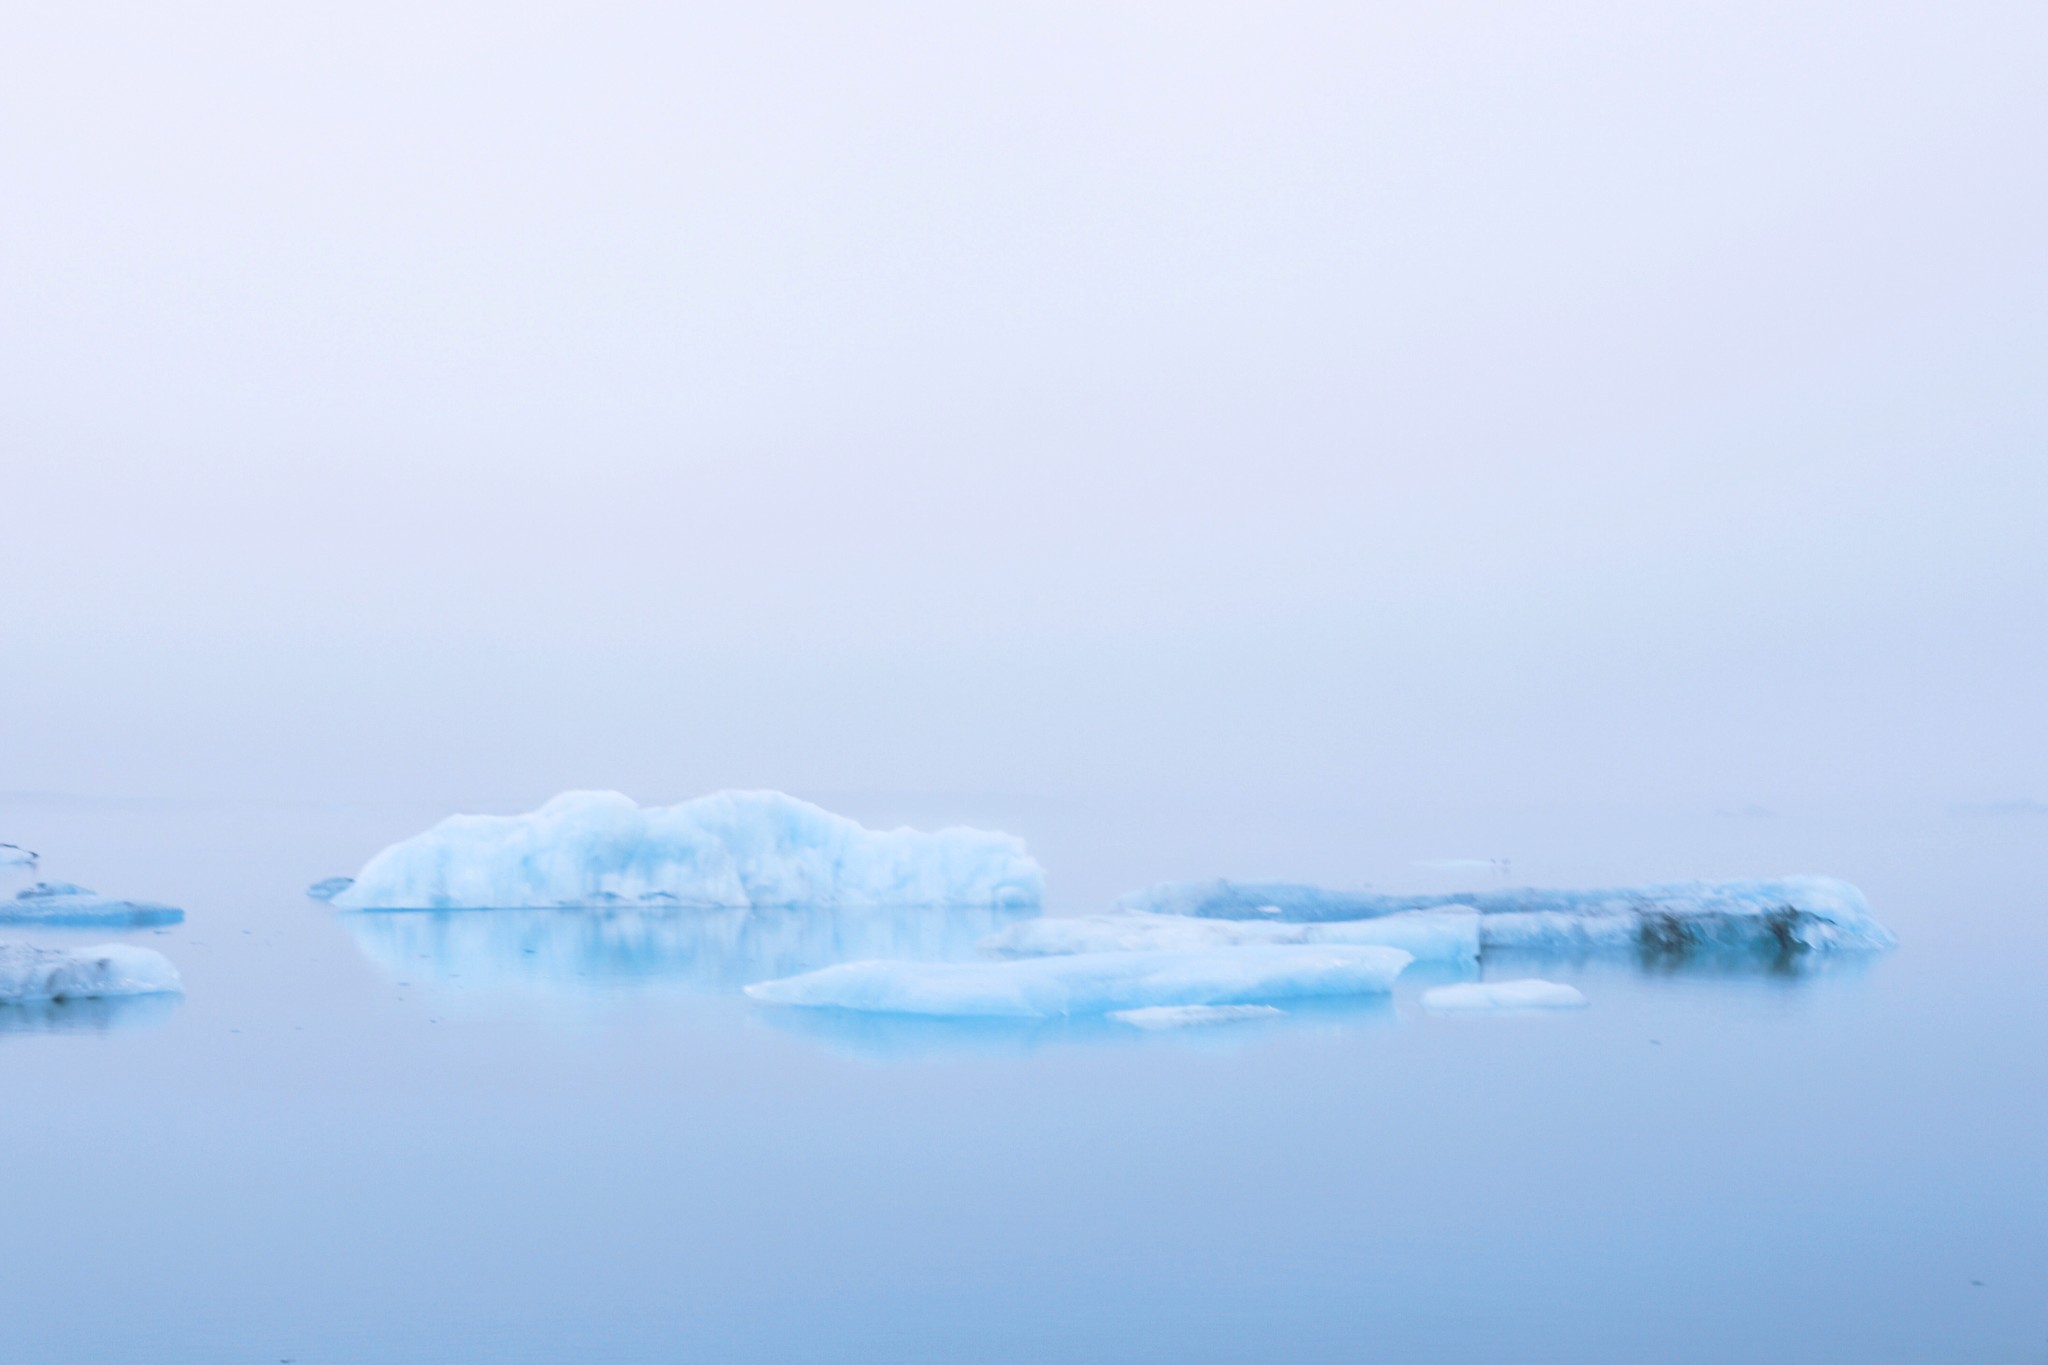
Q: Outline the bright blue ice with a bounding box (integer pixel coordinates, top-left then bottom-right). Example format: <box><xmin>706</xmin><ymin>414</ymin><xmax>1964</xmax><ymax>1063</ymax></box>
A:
<box><xmin>0</xmin><ymin>881</ymin><xmax>185</xmax><ymax>927</ymax></box>
<box><xmin>330</xmin><ymin>790</ymin><xmax>1044</xmax><ymax>911</ymax></box>
<box><xmin>0</xmin><ymin>942</ymin><xmax>183</xmax><ymax>1002</ymax></box>
<box><xmin>1117</xmin><ymin>876</ymin><xmax>1893</xmax><ymax>954</ymax></box>
<box><xmin>744</xmin><ymin>944</ymin><xmax>1413</xmax><ymax>1017</ymax></box>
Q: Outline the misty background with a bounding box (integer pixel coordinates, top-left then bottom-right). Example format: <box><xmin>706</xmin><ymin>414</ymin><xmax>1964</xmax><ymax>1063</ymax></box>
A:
<box><xmin>5</xmin><ymin>0</ymin><xmax>2044</xmax><ymax>835</ymax></box>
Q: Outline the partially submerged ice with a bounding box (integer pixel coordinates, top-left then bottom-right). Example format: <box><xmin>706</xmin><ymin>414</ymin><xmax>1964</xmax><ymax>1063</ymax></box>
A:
<box><xmin>1116</xmin><ymin>876</ymin><xmax>1893</xmax><ymax>957</ymax></box>
<box><xmin>744</xmin><ymin>944</ymin><xmax>1412</xmax><ymax>1018</ymax></box>
<box><xmin>1110</xmin><ymin>1004</ymin><xmax>1286</xmax><ymax>1029</ymax></box>
<box><xmin>982</xmin><ymin>908</ymin><xmax>1478</xmax><ymax>964</ymax></box>
<box><xmin>1421</xmin><ymin>979</ymin><xmax>1588</xmax><ymax>1012</ymax></box>
<box><xmin>305</xmin><ymin>876</ymin><xmax>355</xmax><ymax>903</ymax></box>
<box><xmin>0</xmin><ymin>943</ymin><xmax>183</xmax><ymax>1003</ymax></box>
<box><xmin>330</xmin><ymin>790</ymin><xmax>1044</xmax><ymax>911</ymax></box>
<box><xmin>0</xmin><ymin>882</ymin><xmax>185</xmax><ymax>927</ymax></box>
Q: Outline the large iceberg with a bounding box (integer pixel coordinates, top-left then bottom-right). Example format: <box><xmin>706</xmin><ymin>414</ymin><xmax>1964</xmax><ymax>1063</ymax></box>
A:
<box><xmin>0</xmin><ymin>943</ymin><xmax>183</xmax><ymax>1002</ymax></box>
<box><xmin>981</xmin><ymin>908</ymin><xmax>1478</xmax><ymax>964</ymax></box>
<box><xmin>743</xmin><ymin>944</ymin><xmax>1412</xmax><ymax>1018</ymax></box>
<box><xmin>1116</xmin><ymin>876</ymin><xmax>1892</xmax><ymax>955</ymax></box>
<box><xmin>0</xmin><ymin>882</ymin><xmax>185</xmax><ymax>927</ymax></box>
<box><xmin>330</xmin><ymin>790</ymin><xmax>1044</xmax><ymax>911</ymax></box>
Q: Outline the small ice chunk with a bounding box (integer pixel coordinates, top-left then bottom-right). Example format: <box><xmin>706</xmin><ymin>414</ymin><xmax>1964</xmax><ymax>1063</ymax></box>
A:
<box><xmin>306</xmin><ymin>876</ymin><xmax>355</xmax><ymax>902</ymax></box>
<box><xmin>0</xmin><ymin>943</ymin><xmax>184</xmax><ymax>1002</ymax></box>
<box><xmin>744</xmin><ymin>944</ymin><xmax>1413</xmax><ymax>1018</ymax></box>
<box><xmin>982</xmin><ymin>909</ymin><xmax>1479</xmax><ymax>963</ymax></box>
<box><xmin>1421</xmin><ymin>979</ymin><xmax>1588</xmax><ymax>1012</ymax></box>
<box><xmin>332</xmin><ymin>789</ymin><xmax>1043</xmax><ymax>911</ymax></box>
<box><xmin>1110</xmin><ymin>1004</ymin><xmax>1285</xmax><ymax>1029</ymax></box>
<box><xmin>0</xmin><ymin>882</ymin><xmax>185</xmax><ymax>927</ymax></box>
<box><xmin>0</xmin><ymin>843</ymin><xmax>37</xmax><ymax>869</ymax></box>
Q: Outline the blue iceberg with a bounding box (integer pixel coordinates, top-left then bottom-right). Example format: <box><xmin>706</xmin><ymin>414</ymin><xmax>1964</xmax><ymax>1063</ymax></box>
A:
<box><xmin>330</xmin><ymin>790</ymin><xmax>1044</xmax><ymax>912</ymax></box>
<box><xmin>0</xmin><ymin>942</ymin><xmax>184</xmax><ymax>1003</ymax></box>
<box><xmin>743</xmin><ymin>943</ymin><xmax>1413</xmax><ymax>1018</ymax></box>
<box><xmin>0</xmin><ymin>882</ymin><xmax>185</xmax><ymax>927</ymax></box>
<box><xmin>1116</xmin><ymin>876</ymin><xmax>1893</xmax><ymax>956</ymax></box>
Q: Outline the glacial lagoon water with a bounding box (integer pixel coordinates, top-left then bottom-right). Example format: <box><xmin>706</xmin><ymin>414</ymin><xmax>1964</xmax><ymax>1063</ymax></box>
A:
<box><xmin>1</xmin><ymin>794</ymin><xmax>2042</xmax><ymax>1363</ymax></box>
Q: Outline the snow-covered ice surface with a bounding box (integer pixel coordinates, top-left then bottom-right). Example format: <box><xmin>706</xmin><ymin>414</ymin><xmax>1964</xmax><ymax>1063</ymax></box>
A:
<box><xmin>0</xmin><ymin>881</ymin><xmax>185</xmax><ymax>926</ymax></box>
<box><xmin>330</xmin><ymin>790</ymin><xmax>1044</xmax><ymax>911</ymax></box>
<box><xmin>1110</xmin><ymin>1004</ymin><xmax>1286</xmax><ymax>1029</ymax></box>
<box><xmin>0</xmin><ymin>942</ymin><xmax>184</xmax><ymax>1002</ymax></box>
<box><xmin>1118</xmin><ymin>876</ymin><xmax>1893</xmax><ymax>956</ymax></box>
<box><xmin>341</xmin><ymin>903</ymin><xmax>1031</xmax><ymax>995</ymax></box>
<box><xmin>982</xmin><ymin>908</ymin><xmax>1478</xmax><ymax>963</ymax></box>
<box><xmin>1421</xmin><ymin>979</ymin><xmax>1589</xmax><ymax>1011</ymax></box>
<box><xmin>744</xmin><ymin>944</ymin><xmax>1412</xmax><ymax>1017</ymax></box>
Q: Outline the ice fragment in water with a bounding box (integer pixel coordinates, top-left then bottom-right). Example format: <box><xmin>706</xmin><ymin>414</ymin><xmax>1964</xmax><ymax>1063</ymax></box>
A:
<box><xmin>0</xmin><ymin>882</ymin><xmax>185</xmax><ymax>927</ymax></box>
<box><xmin>0</xmin><ymin>943</ymin><xmax>184</xmax><ymax>1002</ymax></box>
<box><xmin>744</xmin><ymin>944</ymin><xmax>1412</xmax><ymax>1018</ymax></box>
<box><xmin>1421</xmin><ymin>979</ymin><xmax>1588</xmax><ymax>1011</ymax></box>
<box><xmin>982</xmin><ymin>908</ymin><xmax>1478</xmax><ymax>963</ymax></box>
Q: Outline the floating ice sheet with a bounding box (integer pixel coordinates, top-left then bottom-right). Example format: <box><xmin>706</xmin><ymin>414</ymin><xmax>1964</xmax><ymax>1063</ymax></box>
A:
<box><xmin>0</xmin><ymin>943</ymin><xmax>184</xmax><ymax>1003</ymax></box>
<box><xmin>0</xmin><ymin>882</ymin><xmax>185</xmax><ymax>927</ymax></box>
<box><xmin>330</xmin><ymin>790</ymin><xmax>1043</xmax><ymax>911</ymax></box>
<box><xmin>982</xmin><ymin>909</ymin><xmax>1478</xmax><ymax>963</ymax></box>
<box><xmin>744</xmin><ymin>944</ymin><xmax>1413</xmax><ymax>1018</ymax></box>
<box><xmin>1421</xmin><ymin>979</ymin><xmax>1588</xmax><ymax>1012</ymax></box>
<box><xmin>1109</xmin><ymin>1004</ymin><xmax>1286</xmax><ymax>1029</ymax></box>
<box><xmin>1117</xmin><ymin>876</ymin><xmax>1892</xmax><ymax>955</ymax></box>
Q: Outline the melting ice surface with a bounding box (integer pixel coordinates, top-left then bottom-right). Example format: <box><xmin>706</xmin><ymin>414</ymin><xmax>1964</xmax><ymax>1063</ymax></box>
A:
<box><xmin>1119</xmin><ymin>875</ymin><xmax>1893</xmax><ymax>956</ymax></box>
<box><xmin>331</xmin><ymin>789</ymin><xmax>1044</xmax><ymax>911</ymax></box>
<box><xmin>744</xmin><ymin>944</ymin><xmax>1413</xmax><ymax>1017</ymax></box>
<box><xmin>0</xmin><ymin>881</ymin><xmax>185</xmax><ymax>927</ymax></box>
<box><xmin>0</xmin><ymin>942</ymin><xmax>183</xmax><ymax>1002</ymax></box>
<box><xmin>1421</xmin><ymin>979</ymin><xmax>1589</xmax><ymax>1011</ymax></box>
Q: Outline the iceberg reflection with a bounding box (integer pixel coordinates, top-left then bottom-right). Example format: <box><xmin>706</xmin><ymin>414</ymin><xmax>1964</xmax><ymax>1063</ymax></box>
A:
<box><xmin>337</xmin><ymin>903</ymin><xmax>1036</xmax><ymax>996</ymax></box>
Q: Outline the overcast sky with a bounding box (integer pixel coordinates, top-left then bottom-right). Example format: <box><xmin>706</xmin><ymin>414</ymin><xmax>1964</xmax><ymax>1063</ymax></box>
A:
<box><xmin>4</xmin><ymin>0</ymin><xmax>2044</xmax><ymax>815</ymax></box>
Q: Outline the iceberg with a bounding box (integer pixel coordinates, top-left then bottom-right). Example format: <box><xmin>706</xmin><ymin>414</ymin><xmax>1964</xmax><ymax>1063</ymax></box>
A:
<box><xmin>1421</xmin><ymin>979</ymin><xmax>1588</xmax><ymax>1011</ymax></box>
<box><xmin>743</xmin><ymin>944</ymin><xmax>1412</xmax><ymax>1018</ymax></box>
<box><xmin>1116</xmin><ymin>876</ymin><xmax>1892</xmax><ymax>955</ymax></box>
<box><xmin>1110</xmin><ymin>1004</ymin><xmax>1286</xmax><ymax>1029</ymax></box>
<box><xmin>0</xmin><ymin>943</ymin><xmax>184</xmax><ymax>1002</ymax></box>
<box><xmin>330</xmin><ymin>790</ymin><xmax>1043</xmax><ymax>911</ymax></box>
<box><xmin>981</xmin><ymin>908</ymin><xmax>1478</xmax><ymax>963</ymax></box>
<box><xmin>0</xmin><ymin>882</ymin><xmax>185</xmax><ymax>927</ymax></box>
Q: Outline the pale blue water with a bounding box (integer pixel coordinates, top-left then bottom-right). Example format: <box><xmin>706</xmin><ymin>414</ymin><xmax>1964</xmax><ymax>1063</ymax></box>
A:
<box><xmin>2</xmin><ymin>795</ymin><xmax>2042</xmax><ymax>1363</ymax></box>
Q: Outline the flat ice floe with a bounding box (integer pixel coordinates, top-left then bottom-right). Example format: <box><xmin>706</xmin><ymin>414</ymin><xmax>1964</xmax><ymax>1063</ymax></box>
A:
<box><xmin>1117</xmin><ymin>876</ymin><xmax>1892</xmax><ymax>956</ymax></box>
<box><xmin>982</xmin><ymin>908</ymin><xmax>1478</xmax><ymax>963</ymax></box>
<box><xmin>1421</xmin><ymin>979</ymin><xmax>1588</xmax><ymax>1011</ymax></box>
<box><xmin>1109</xmin><ymin>1004</ymin><xmax>1286</xmax><ymax>1029</ymax></box>
<box><xmin>330</xmin><ymin>790</ymin><xmax>1044</xmax><ymax>911</ymax></box>
<box><xmin>0</xmin><ymin>882</ymin><xmax>185</xmax><ymax>927</ymax></box>
<box><xmin>0</xmin><ymin>943</ymin><xmax>184</xmax><ymax>1002</ymax></box>
<box><xmin>744</xmin><ymin>944</ymin><xmax>1412</xmax><ymax>1017</ymax></box>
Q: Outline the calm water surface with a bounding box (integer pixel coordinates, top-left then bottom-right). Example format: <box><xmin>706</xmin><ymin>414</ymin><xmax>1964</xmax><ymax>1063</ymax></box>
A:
<box><xmin>2</xmin><ymin>795</ymin><xmax>2042</xmax><ymax>1363</ymax></box>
